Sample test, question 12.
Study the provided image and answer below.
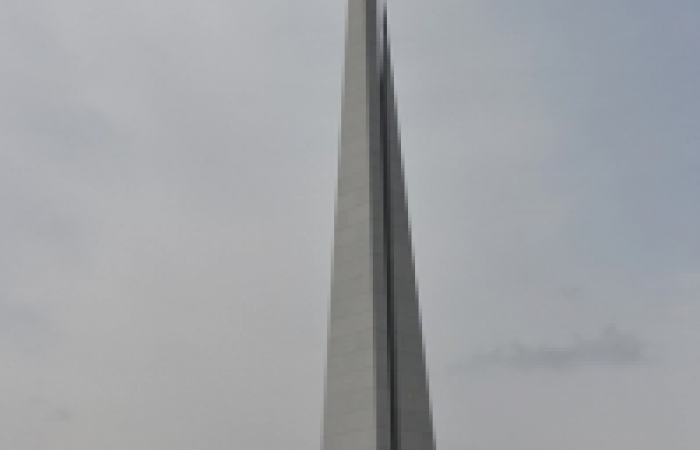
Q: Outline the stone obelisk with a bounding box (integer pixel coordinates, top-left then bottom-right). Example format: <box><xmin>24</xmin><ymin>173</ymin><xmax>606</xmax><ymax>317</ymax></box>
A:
<box><xmin>322</xmin><ymin>2</ymin><xmax>436</xmax><ymax>450</ymax></box>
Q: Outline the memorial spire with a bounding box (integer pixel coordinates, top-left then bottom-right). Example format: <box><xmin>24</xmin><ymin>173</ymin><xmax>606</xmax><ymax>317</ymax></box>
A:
<box><xmin>322</xmin><ymin>2</ymin><xmax>436</xmax><ymax>450</ymax></box>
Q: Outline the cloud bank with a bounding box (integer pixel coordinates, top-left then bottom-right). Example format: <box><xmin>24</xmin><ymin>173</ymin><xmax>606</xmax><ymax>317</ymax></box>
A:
<box><xmin>458</xmin><ymin>327</ymin><xmax>648</xmax><ymax>373</ymax></box>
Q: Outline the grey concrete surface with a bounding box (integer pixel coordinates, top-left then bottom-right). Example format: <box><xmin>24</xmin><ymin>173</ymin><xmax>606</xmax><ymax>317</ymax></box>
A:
<box><xmin>322</xmin><ymin>2</ymin><xmax>436</xmax><ymax>449</ymax></box>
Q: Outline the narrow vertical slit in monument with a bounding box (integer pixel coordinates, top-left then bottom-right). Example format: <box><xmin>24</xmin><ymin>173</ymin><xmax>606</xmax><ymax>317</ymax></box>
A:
<box><xmin>379</xmin><ymin>10</ymin><xmax>399</xmax><ymax>450</ymax></box>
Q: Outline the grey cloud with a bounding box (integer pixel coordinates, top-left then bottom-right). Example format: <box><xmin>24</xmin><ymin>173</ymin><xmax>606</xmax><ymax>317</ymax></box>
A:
<box><xmin>457</xmin><ymin>327</ymin><xmax>648</xmax><ymax>373</ymax></box>
<box><xmin>45</xmin><ymin>407</ymin><xmax>73</xmax><ymax>424</ymax></box>
<box><xmin>0</xmin><ymin>301</ymin><xmax>55</xmax><ymax>353</ymax></box>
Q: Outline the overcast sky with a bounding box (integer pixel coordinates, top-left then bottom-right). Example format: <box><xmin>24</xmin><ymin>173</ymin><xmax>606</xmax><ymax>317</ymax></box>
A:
<box><xmin>2</xmin><ymin>0</ymin><xmax>699</xmax><ymax>449</ymax></box>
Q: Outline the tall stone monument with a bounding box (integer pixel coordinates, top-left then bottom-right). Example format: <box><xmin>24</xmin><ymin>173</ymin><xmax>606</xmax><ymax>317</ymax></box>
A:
<box><xmin>322</xmin><ymin>1</ymin><xmax>436</xmax><ymax>450</ymax></box>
